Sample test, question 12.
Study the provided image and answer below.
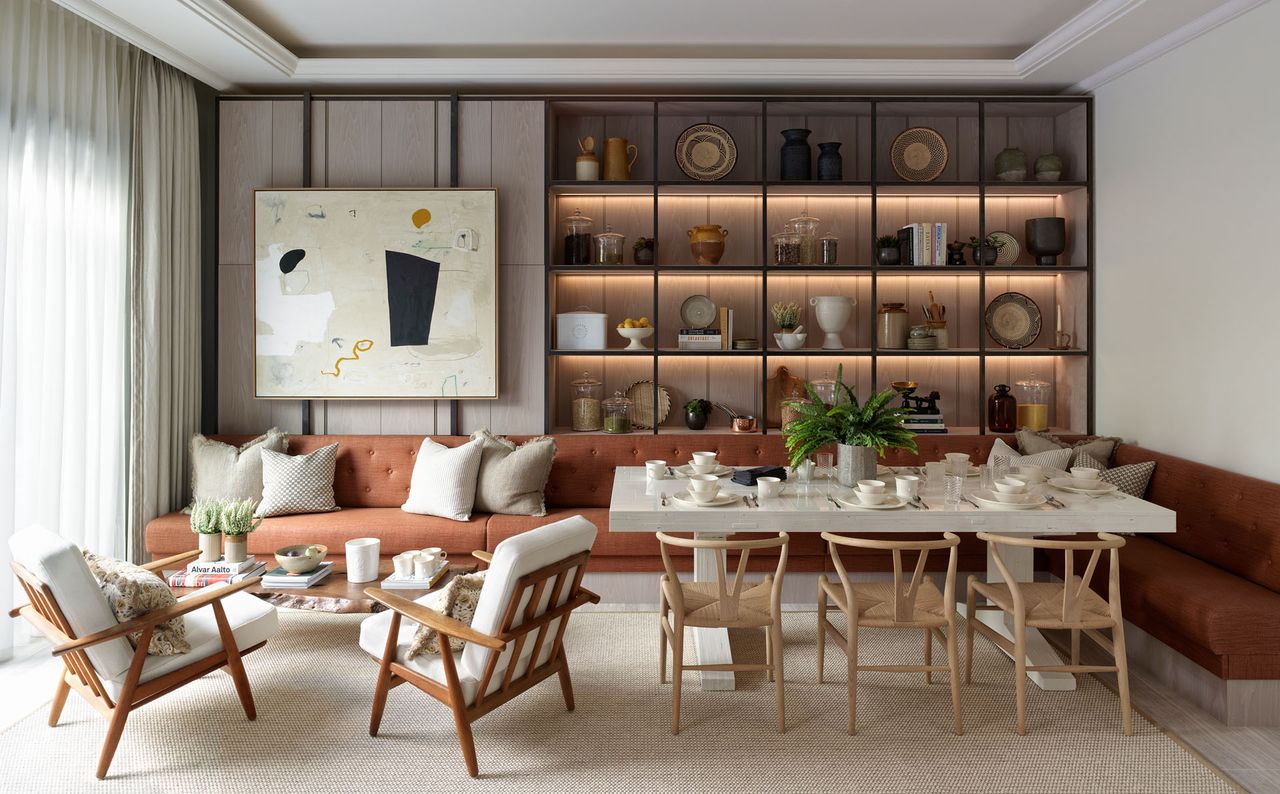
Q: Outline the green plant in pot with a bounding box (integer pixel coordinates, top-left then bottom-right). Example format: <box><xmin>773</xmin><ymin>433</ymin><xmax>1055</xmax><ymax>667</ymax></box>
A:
<box><xmin>684</xmin><ymin>398</ymin><xmax>712</xmax><ymax>430</ymax></box>
<box><xmin>966</xmin><ymin>235</ymin><xmax>1005</xmax><ymax>266</ymax></box>
<box><xmin>190</xmin><ymin>498</ymin><xmax>224</xmax><ymax>563</ymax></box>
<box><xmin>782</xmin><ymin>364</ymin><xmax>917</xmax><ymax>486</ymax></box>
<box><xmin>633</xmin><ymin>236</ymin><xmax>655</xmax><ymax>266</ymax></box>
<box><xmin>219</xmin><ymin>498</ymin><xmax>262</xmax><ymax>564</ymax></box>
<box><xmin>875</xmin><ymin>234</ymin><xmax>900</xmax><ymax>266</ymax></box>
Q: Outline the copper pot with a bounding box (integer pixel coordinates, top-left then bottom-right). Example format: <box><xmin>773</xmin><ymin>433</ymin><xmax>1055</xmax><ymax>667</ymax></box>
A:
<box><xmin>731</xmin><ymin>415</ymin><xmax>758</xmax><ymax>433</ymax></box>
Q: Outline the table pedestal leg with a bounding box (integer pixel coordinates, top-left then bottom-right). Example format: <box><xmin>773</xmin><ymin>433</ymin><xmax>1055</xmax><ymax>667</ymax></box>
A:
<box><xmin>692</xmin><ymin>535</ymin><xmax>734</xmax><ymax>691</ymax></box>
<box><xmin>956</xmin><ymin>541</ymin><xmax>1076</xmax><ymax>691</ymax></box>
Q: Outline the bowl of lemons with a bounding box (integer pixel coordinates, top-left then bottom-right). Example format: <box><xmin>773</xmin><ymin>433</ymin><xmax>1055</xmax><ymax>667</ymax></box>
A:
<box><xmin>616</xmin><ymin>317</ymin><xmax>654</xmax><ymax>350</ymax></box>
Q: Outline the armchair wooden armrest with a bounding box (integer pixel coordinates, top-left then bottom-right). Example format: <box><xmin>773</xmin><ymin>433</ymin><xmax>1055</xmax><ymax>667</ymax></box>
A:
<box><xmin>364</xmin><ymin>587</ymin><xmax>506</xmax><ymax>651</ymax></box>
<box><xmin>471</xmin><ymin>550</ymin><xmax>493</xmax><ymax>564</ymax></box>
<box><xmin>143</xmin><ymin>549</ymin><xmax>200</xmax><ymax>573</ymax></box>
<box><xmin>51</xmin><ymin>578</ymin><xmax>262</xmax><ymax>657</ymax></box>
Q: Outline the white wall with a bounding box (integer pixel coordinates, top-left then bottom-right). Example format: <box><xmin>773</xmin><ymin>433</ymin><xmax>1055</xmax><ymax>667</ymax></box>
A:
<box><xmin>1095</xmin><ymin>0</ymin><xmax>1280</xmax><ymax>483</ymax></box>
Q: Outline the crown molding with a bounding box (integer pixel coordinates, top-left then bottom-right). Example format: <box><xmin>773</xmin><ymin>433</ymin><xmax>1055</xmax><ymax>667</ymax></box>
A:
<box><xmin>1071</xmin><ymin>0</ymin><xmax>1269</xmax><ymax>91</ymax></box>
<box><xmin>175</xmin><ymin>0</ymin><xmax>297</xmax><ymax>77</ymax></box>
<box><xmin>1014</xmin><ymin>0</ymin><xmax>1147</xmax><ymax>76</ymax></box>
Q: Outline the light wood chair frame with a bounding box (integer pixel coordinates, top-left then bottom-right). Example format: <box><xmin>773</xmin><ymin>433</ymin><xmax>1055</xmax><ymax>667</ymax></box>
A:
<box><xmin>656</xmin><ymin>531</ymin><xmax>789</xmax><ymax>735</ymax></box>
<box><xmin>965</xmin><ymin>531</ymin><xmax>1131</xmax><ymax>736</ymax></box>
<box><xmin>817</xmin><ymin>531</ymin><xmax>963</xmax><ymax>735</ymax></box>
<box><xmin>8</xmin><ymin>551</ymin><xmax>267</xmax><ymax>779</ymax></box>
<box><xmin>365</xmin><ymin>549</ymin><xmax>600</xmax><ymax>778</ymax></box>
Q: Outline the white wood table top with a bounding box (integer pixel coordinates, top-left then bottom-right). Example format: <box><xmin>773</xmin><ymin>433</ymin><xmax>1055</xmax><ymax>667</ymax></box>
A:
<box><xmin>607</xmin><ymin>466</ymin><xmax>1176</xmax><ymax>535</ymax></box>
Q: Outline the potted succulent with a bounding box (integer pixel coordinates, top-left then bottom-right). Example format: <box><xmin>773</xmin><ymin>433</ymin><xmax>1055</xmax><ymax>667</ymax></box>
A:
<box><xmin>190</xmin><ymin>498</ymin><xmax>224</xmax><ymax>563</ymax></box>
<box><xmin>633</xmin><ymin>236</ymin><xmax>655</xmax><ymax>266</ymax></box>
<box><xmin>782</xmin><ymin>364</ymin><xmax>918</xmax><ymax>486</ymax></box>
<box><xmin>771</xmin><ymin>300</ymin><xmax>801</xmax><ymax>331</ymax></box>
<box><xmin>219</xmin><ymin>498</ymin><xmax>262</xmax><ymax>564</ymax></box>
<box><xmin>684</xmin><ymin>398</ymin><xmax>712</xmax><ymax>430</ymax></box>
<box><xmin>875</xmin><ymin>234</ymin><xmax>901</xmax><ymax>266</ymax></box>
<box><xmin>966</xmin><ymin>234</ymin><xmax>1005</xmax><ymax>266</ymax></box>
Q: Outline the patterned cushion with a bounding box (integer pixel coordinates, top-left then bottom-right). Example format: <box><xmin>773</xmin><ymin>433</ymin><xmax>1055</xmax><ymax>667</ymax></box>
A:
<box><xmin>255</xmin><ymin>443</ymin><xmax>341</xmax><ymax>518</ymax></box>
<box><xmin>187</xmin><ymin>429</ymin><xmax>288</xmax><ymax>511</ymax></box>
<box><xmin>470</xmin><ymin>429</ymin><xmax>557</xmax><ymax>517</ymax></box>
<box><xmin>1015</xmin><ymin>430</ymin><xmax>1122</xmax><ymax>468</ymax></box>
<box><xmin>82</xmin><ymin>550</ymin><xmax>190</xmax><ymax>656</ymax></box>
<box><xmin>1101</xmin><ymin>460</ymin><xmax>1156</xmax><ymax>498</ymax></box>
<box><xmin>402</xmin><ymin>437</ymin><xmax>484</xmax><ymax>522</ymax></box>
<box><xmin>1073</xmin><ymin>451</ymin><xmax>1109</xmax><ymax>471</ymax></box>
<box><xmin>987</xmin><ymin>438</ymin><xmax>1072</xmax><ymax>473</ymax></box>
<box><xmin>406</xmin><ymin>571</ymin><xmax>487</xmax><ymax>657</ymax></box>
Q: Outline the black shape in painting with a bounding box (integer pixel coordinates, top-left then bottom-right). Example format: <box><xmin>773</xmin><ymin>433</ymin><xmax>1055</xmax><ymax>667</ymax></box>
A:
<box><xmin>385</xmin><ymin>250</ymin><xmax>440</xmax><ymax>347</ymax></box>
<box><xmin>279</xmin><ymin>248</ymin><xmax>306</xmax><ymax>273</ymax></box>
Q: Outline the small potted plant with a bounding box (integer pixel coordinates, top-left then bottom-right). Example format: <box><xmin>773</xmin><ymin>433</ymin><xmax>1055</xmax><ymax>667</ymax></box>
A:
<box><xmin>771</xmin><ymin>300</ymin><xmax>806</xmax><ymax>350</ymax></box>
<box><xmin>633</xmin><ymin>236</ymin><xmax>655</xmax><ymax>266</ymax></box>
<box><xmin>684</xmin><ymin>398</ymin><xmax>712</xmax><ymax>430</ymax></box>
<box><xmin>190</xmin><ymin>498</ymin><xmax>224</xmax><ymax>563</ymax></box>
<box><xmin>966</xmin><ymin>234</ymin><xmax>1005</xmax><ymax>266</ymax></box>
<box><xmin>875</xmin><ymin>234</ymin><xmax>900</xmax><ymax>266</ymax></box>
<box><xmin>219</xmin><ymin>498</ymin><xmax>262</xmax><ymax>564</ymax></box>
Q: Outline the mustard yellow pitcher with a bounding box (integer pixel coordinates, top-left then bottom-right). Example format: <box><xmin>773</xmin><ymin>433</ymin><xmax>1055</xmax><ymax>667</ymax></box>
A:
<box><xmin>602</xmin><ymin>137</ymin><xmax>639</xmax><ymax>181</ymax></box>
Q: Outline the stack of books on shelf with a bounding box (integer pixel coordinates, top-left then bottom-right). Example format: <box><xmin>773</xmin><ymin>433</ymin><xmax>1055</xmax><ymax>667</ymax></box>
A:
<box><xmin>167</xmin><ymin>556</ymin><xmax>267</xmax><ymax>588</ymax></box>
<box><xmin>902</xmin><ymin>413</ymin><xmax>949</xmax><ymax>434</ymax></box>
<box><xmin>677</xmin><ymin>308</ymin><xmax>735</xmax><ymax>351</ymax></box>
<box><xmin>260</xmin><ymin>561</ymin><xmax>334</xmax><ymax>589</ymax></box>
<box><xmin>897</xmin><ymin>222</ymin><xmax>948</xmax><ymax>267</ymax></box>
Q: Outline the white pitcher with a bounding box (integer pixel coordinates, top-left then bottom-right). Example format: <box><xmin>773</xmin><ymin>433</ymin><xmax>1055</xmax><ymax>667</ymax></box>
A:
<box><xmin>810</xmin><ymin>296</ymin><xmax>856</xmax><ymax>350</ymax></box>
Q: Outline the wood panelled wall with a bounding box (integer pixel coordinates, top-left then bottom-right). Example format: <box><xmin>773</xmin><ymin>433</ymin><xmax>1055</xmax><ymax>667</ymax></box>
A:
<box><xmin>217</xmin><ymin>98</ymin><xmax>546</xmax><ymax>437</ymax></box>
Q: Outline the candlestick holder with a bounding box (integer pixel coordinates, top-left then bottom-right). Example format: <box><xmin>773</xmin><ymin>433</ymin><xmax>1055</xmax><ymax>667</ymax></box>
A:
<box><xmin>1048</xmin><ymin>331</ymin><xmax>1072</xmax><ymax>350</ymax></box>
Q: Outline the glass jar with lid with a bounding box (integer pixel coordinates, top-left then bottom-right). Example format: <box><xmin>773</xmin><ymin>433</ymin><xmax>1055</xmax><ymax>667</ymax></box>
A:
<box><xmin>1015</xmin><ymin>373</ymin><xmax>1052</xmax><ymax>431</ymax></box>
<box><xmin>772</xmin><ymin>228</ymin><xmax>801</xmax><ymax>266</ymax></box>
<box><xmin>788</xmin><ymin>213</ymin><xmax>821</xmax><ymax>265</ymax></box>
<box><xmin>570</xmin><ymin>371</ymin><xmax>603</xmax><ymax>431</ymax></box>
<box><xmin>561</xmin><ymin>208</ymin><xmax>594</xmax><ymax>266</ymax></box>
<box><xmin>602</xmin><ymin>390</ymin><xmax>633</xmax><ymax>434</ymax></box>
<box><xmin>810</xmin><ymin>371</ymin><xmax>840</xmax><ymax>407</ymax></box>
<box><xmin>593</xmin><ymin>224</ymin><xmax>625</xmax><ymax>266</ymax></box>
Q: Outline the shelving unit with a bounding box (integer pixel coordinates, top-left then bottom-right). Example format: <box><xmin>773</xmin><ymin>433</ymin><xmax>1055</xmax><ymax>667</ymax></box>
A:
<box><xmin>544</xmin><ymin>97</ymin><xmax>1092</xmax><ymax>436</ymax></box>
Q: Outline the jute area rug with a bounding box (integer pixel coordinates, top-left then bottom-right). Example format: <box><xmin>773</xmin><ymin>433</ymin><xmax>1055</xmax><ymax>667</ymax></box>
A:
<box><xmin>0</xmin><ymin>611</ymin><xmax>1235</xmax><ymax>793</ymax></box>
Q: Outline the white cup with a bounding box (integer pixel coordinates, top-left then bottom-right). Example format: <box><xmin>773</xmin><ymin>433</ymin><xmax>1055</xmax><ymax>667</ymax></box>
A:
<box><xmin>854</xmin><ymin>490</ymin><xmax>887</xmax><ymax>506</ymax></box>
<box><xmin>688</xmin><ymin>473</ymin><xmax>720</xmax><ymax>494</ymax></box>
<box><xmin>392</xmin><ymin>553</ymin><xmax>415</xmax><ymax>578</ymax></box>
<box><xmin>945</xmin><ymin>453</ymin><xmax>971</xmax><ymax>475</ymax></box>
<box><xmin>413</xmin><ymin>557</ymin><xmax>432</xmax><ymax>579</ymax></box>
<box><xmin>895</xmin><ymin>474</ymin><xmax>921</xmax><ymax>500</ymax></box>
<box><xmin>420</xmin><ymin>547</ymin><xmax>447</xmax><ymax>568</ymax></box>
<box><xmin>645</xmin><ymin>459</ymin><xmax>668</xmax><ymax>479</ymax></box>
<box><xmin>1069</xmin><ymin>466</ymin><xmax>1101</xmax><ymax>487</ymax></box>
<box><xmin>345</xmin><ymin>537</ymin><xmax>381</xmax><ymax>583</ymax></box>
<box><xmin>994</xmin><ymin>477</ymin><xmax>1028</xmax><ymax>494</ymax></box>
<box><xmin>857</xmin><ymin>479</ymin><xmax>885</xmax><ymax>494</ymax></box>
<box><xmin>757</xmin><ymin>476</ymin><xmax>782</xmax><ymax>499</ymax></box>
<box><xmin>691</xmin><ymin>451</ymin><xmax>718</xmax><ymax>466</ymax></box>
<box><xmin>688</xmin><ymin>460</ymin><xmax>717</xmax><ymax>475</ymax></box>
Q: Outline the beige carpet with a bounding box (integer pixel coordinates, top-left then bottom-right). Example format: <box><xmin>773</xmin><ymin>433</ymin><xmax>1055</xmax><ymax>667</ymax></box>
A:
<box><xmin>0</xmin><ymin>611</ymin><xmax>1235</xmax><ymax>793</ymax></box>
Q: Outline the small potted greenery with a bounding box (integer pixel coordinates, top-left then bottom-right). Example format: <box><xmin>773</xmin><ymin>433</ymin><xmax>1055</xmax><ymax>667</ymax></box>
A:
<box><xmin>782</xmin><ymin>364</ymin><xmax>918</xmax><ymax>486</ymax></box>
<box><xmin>966</xmin><ymin>234</ymin><xmax>1006</xmax><ymax>266</ymax></box>
<box><xmin>633</xmin><ymin>236</ymin><xmax>655</xmax><ymax>266</ymax></box>
<box><xmin>770</xmin><ymin>300</ymin><xmax>801</xmax><ymax>331</ymax></box>
<box><xmin>684</xmin><ymin>398</ymin><xmax>712</xmax><ymax>430</ymax></box>
<box><xmin>219</xmin><ymin>498</ymin><xmax>262</xmax><ymax>564</ymax></box>
<box><xmin>190</xmin><ymin>498</ymin><xmax>224</xmax><ymax>563</ymax></box>
<box><xmin>875</xmin><ymin>234</ymin><xmax>900</xmax><ymax>266</ymax></box>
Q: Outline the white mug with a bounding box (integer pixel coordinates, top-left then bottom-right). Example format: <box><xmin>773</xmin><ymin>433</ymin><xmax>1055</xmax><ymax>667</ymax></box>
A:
<box><xmin>420</xmin><ymin>547</ymin><xmax>447</xmax><ymax>566</ymax></box>
<box><xmin>691</xmin><ymin>451</ymin><xmax>718</xmax><ymax>466</ymax></box>
<box><xmin>345</xmin><ymin>537</ymin><xmax>381</xmax><ymax>583</ymax></box>
<box><xmin>757</xmin><ymin>476</ymin><xmax>782</xmax><ymax>499</ymax></box>
<box><xmin>414</xmin><ymin>558</ymin><xmax>434</xmax><ymax>579</ymax></box>
<box><xmin>645</xmin><ymin>459</ymin><xmax>667</xmax><ymax>479</ymax></box>
<box><xmin>896</xmin><ymin>474</ymin><xmax>921</xmax><ymax>500</ymax></box>
<box><xmin>392</xmin><ymin>553</ymin><xmax>415</xmax><ymax>578</ymax></box>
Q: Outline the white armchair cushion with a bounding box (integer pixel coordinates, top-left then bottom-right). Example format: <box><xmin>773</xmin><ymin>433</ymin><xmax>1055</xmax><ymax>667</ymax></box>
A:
<box><xmin>359</xmin><ymin>606</ymin><xmax>479</xmax><ymax>706</ymax></box>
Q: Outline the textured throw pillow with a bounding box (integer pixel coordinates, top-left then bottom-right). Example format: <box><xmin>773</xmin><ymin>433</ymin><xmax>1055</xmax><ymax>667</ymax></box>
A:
<box><xmin>987</xmin><ymin>438</ymin><xmax>1072</xmax><ymax>472</ymax></box>
<box><xmin>1073</xmin><ymin>451</ymin><xmax>1109</xmax><ymax>471</ymax></box>
<box><xmin>402</xmin><ymin>437</ymin><xmax>484</xmax><ymax>521</ymax></box>
<box><xmin>82</xmin><ymin>550</ymin><xmax>190</xmax><ymax>656</ymax></box>
<box><xmin>470</xmin><ymin>429</ymin><xmax>557</xmax><ymax>517</ymax></box>
<box><xmin>187</xmin><ymin>429</ymin><xmax>288</xmax><ymax>510</ymax></box>
<box><xmin>1100</xmin><ymin>461</ymin><xmax>1157</xmax><ymax>498</ymax></box>
<box><xmin>406</xmin><ymin>571</ymin><xmax>487</xmax><ymax>658</ymax></box>
<box><xmin>1015</xmin><ymin>430</ymin><xmax>1122</xmax><ymax>468</ymax></box>
<box><xmin>255</xmin><ymin>443</ymin><xmax>341</xmax><ymax>518</ymax></box>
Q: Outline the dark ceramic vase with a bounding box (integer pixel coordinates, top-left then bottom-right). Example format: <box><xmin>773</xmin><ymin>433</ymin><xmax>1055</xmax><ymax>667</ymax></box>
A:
<box><xmin>816</xmin><ymin>142</ymin><xmax>843</xmax><ymax>181</ymax></box>
<box><xmin>685</xmin><ymin>410</ymin><xmax>709</xmax><ymax>430</ymax></box>
<box><xmin>972</xmin><ymin>246</ymin><xmax>998</xmax><ymax>267</ymax></box>
<box><xmin>779</xmin><ymin>128</ymin><xmax>812</xmax><ymax>181</ymax></box>
<box><xmin>633</xmin><ymin>245</ymin><xmax>654</xmax><ymax>266</ymax></box>
<box><xmin>876</xmin><ymin>247</ymin><xmax>900</xmax><ymax>266</ymax></box>
<box><xmin>1025</xmin><ymin>217</ymin><xmax>1067</xmax><ymax>266</ymax></box>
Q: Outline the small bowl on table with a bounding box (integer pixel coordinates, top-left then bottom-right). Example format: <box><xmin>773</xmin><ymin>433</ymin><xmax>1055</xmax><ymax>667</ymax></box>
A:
<box><xmin>274</xmin><ymin>544</ymin><xmax>328</xmax><ymax>574</ymax></box>
<box><xmin>991</xmin><ymin>490</ymin><xmax>1035</xmax><ymax>505</ymax></box>
<box><xmin>993</xmin><ymin>478</ymin><xmax>1028</xmax><ymax>495</ymax></box>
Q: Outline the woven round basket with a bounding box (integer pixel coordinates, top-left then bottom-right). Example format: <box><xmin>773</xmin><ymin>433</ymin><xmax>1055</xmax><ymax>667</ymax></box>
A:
<box><xmin>624</xmin><ymin>380</ymin><xmax>670</xmax><ymax>430</ymax></box>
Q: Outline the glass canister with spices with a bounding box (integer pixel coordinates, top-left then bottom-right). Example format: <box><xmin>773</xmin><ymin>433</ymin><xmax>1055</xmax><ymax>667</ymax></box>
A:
<box><xmin>570</xmin><ymin>371</ymin><xmax>604</xmax><ymax>431</ymax></box>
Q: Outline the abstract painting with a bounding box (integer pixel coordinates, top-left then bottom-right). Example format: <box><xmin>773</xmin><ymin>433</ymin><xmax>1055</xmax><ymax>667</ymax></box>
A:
<box><xmin>253</xmin><ymin>189</ymin><xmax>498</xmax><ymax>399</ymax></box>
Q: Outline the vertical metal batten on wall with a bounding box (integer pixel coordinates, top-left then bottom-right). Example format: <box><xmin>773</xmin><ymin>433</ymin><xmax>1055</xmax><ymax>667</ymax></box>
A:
<box><xmin>300</xmin><ymin>92</ymin><xmax>313</xmax><ymax>435</ymax></box>
<box><xmin>448</xmin><ymin>93</ymin><xmax>461</xmax><ymax>435</ymax></box>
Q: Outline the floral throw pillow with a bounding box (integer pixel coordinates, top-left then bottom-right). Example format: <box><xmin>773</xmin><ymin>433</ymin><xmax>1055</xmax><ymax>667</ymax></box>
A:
<box><xmin>82</xmin><ymin>550</ymin><xmax>190</xmax><ymax>656</ymax></box>
<box><xmin>406</xmin><ymin>571</ymin><xmax>488</xmax><ymax>658</ymax></box>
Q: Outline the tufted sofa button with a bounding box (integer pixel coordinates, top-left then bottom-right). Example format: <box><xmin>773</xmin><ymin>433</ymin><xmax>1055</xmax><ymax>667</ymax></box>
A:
<box><xmin>365</xmin><ymin>486</ymin><xmax>372</xmax><ymax>493</ymax></box>
<box><xmin>386</xmin><ymin>468</ymin><xmax>393</xmax><ymax>475</ymax></box>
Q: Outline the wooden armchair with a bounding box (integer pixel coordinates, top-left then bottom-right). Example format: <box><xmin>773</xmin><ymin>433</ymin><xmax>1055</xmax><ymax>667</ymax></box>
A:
<box><xmin>359</xmin><ymin>515</ymin><xmax>599</xmax><ymax>778</ymax></box>
<box><xmin>8</xmin><ymin>526</ymin><xmax>278</xmax><ymax>779</ymax></box>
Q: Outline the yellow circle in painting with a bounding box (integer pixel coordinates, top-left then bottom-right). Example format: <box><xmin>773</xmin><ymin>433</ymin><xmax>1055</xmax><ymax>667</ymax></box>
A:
<box><xmin>411</xmin><ymin>208</ymin><xmax>432</xmax><ymax>228</ymax></box>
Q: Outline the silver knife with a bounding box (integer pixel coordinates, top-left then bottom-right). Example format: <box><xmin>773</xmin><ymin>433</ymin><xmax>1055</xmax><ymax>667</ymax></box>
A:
<box><xmin>827</xmin><ymin>494</ymin><xmax>843</xmax><ymax>510</ymax></box>
<box><xmin>961</xmin><ymin>495</ymin><xmax>981</xmax><ymax>509</ymax></box>
<box><xmin>914</xmin><ymin>497</ymin><xmax>930</xmax><ymax>510</ymax></box>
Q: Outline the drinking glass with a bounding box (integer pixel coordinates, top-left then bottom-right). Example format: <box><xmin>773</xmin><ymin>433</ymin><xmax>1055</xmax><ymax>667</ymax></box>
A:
<box><xmin>815</xmin><ymin>452</ymin><xmax>834</xmax><ymax>492</ymax></box>
<box><xmin>944</xmin><ymin>474</ymin><xmax>964</xmax><ymax>506</ymax></box>
<box><xmin>924</xmin><ymin>461</ymin><xmax>947</xmax><ymax>493</ymax></box>
<box><xmin>979</xmin><ymin>464</ymin><xmax>995</xmax><ymax>492</ymax></box>
<box><xmin>992</xmin><ymin>455</ymin><xmax>1011</xmax><ymax>483</ymax></box>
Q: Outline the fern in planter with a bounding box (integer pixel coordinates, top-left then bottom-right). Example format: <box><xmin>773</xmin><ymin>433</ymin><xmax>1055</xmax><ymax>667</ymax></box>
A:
<box><xmin>781</xmin><ymin>364</ymin><xmax>918</xmax><ymax>468</ymax></box>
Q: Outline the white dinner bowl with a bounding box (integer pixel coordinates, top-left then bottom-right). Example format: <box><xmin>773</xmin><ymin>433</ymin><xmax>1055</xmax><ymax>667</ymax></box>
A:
<box><xmin>856</xmin><ymin>479</ymin><xmax>886</xmax><ymax>494</ymax></box>
<box><xmin>993</xmin><ymin>478</ymin><xmax>1028</xmax><ymax>494</ymax></box>
<box><xmin>688</xmin><ymin>460</ymin><xmax>717</xmax><ymax>475</ymax></box>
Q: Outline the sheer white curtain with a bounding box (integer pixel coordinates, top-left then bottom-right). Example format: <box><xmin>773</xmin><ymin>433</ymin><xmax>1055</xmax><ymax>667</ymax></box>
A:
<box><xmin>0</xmin><ymin>0</ymin><xmax>141</xmax><ymax>658</ymax></box>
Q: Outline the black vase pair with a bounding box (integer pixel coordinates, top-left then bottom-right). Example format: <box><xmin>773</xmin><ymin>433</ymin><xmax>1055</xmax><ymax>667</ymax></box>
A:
<box><xmin>780</xmin><ymin>129</ymin><xmax>842</xmax><ymax>181</ymax></box>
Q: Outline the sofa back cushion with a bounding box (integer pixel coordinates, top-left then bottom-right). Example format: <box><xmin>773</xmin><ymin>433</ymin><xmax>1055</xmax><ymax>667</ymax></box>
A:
<box><xmin>1116</xmin><ymin>443</ymin><xmax>1280</xmax><ymax>594</ymax></box>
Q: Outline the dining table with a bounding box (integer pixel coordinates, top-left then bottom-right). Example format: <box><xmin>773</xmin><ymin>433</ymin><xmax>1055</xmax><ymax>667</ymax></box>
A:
<box><xmin>608</xmin><ymin>464</ymin><xmax>1176</xmax><ymax>692</ymax></box>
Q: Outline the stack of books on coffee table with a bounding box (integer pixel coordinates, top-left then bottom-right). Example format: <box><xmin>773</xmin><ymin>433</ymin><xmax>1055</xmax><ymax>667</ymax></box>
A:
<box><xmin>260</xmin><ymin>562</ymin><xmax>334</xmax><ymax>589</ymax></box>
<box><xmin>167</xmin><ymin>557</ymin><xmax>266</xmax><ymax>588</ymax></box>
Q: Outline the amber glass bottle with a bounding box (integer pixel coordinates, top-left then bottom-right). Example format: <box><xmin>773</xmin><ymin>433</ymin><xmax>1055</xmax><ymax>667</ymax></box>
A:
<box><xmin>988</xmin><ymin>384</ymin><xmax>1017</xmax><ymax>433</ymax></box>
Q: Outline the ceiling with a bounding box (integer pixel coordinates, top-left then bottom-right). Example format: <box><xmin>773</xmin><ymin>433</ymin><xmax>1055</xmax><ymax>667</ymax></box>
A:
<box><xmin>52</xmin><ymin>0</ymin><xmax>1269</xmax><ymax>93</ymax></box>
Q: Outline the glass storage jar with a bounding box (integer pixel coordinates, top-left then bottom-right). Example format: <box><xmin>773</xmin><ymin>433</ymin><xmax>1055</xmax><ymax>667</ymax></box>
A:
<box><xmin>602</xmin><ymin>390</ymin><xmax>633</xmax><ymax>434</ymax></box>
<box><xmin>561</xmin><ymin>208</ymin><xmax>594</xmax><ymax>266</ymax></box>
<box><xmin>772</xmin><ymin>229</ymin><xmax>801</xmax><ymax>266</ymax></box>
<box><xmin>1015</xmin><ymin>373</ymin><xmax>1052</xmax><ymax>431</ymax></box>
<box><xmin>810</xmin><ymin>371</ymin><xmax>840</xmax><ymax>407</ymax></box>
<box><xmin>570</xmin><ymin>371</ymin><xmax>603</xmax><ymax>431</ymax></box>
<box><xmin>788</xmin><ymin>213</ymin><xmax>821</xmax><ymax>265</ymax></box>
<box><xmin>819</xmin><ymin>235</ymin><xmax>839</xmax><ymax>265</ymax></box>
<box><xmin>594</xmin><ymin>224</ymin><xmax>625</xmax><ymax>266</ymax></box>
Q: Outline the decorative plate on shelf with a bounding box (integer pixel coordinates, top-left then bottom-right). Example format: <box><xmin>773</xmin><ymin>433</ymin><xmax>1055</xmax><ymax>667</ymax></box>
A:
<box><xmin>680</xmin><ymin>294</ymin><xmax>717</xmax><ymax>328</ymax></box>
<box><xmin>624</xmin><ymin>380</ymin><xmax>671</xmax><ymax>430</ymax></box>
<box><xmin>674</xmin><ymin>123</ymin><xmax>737</xmax><ymax>181</ymax></box>
<box><xmin>889</xmin><ymin>127</ymin><xmax>949</xmax><ymax>181</ymax></box>
<box><xmin>989</xmin><ymin>231</ymin><xmax>1020</xmax><ymax>265</ymax></box>
<box><xmin>984</xmin><ymin>292</ymin><xmax>1042</xmax><ymax>349</ymax></box>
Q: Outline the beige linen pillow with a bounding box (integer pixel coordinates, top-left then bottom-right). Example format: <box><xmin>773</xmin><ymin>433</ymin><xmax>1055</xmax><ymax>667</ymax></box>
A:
<box><xmin>82</xmin><ymin>550</ymin><xmax>190</xmax><ymax>656</ymax></box>
<box><xmin>1015</xmin><ymin>430</ymin><xmax>1122</xmax><ymax>467</ymax></box>
<box><xmin>402</xmin><ymin>437</ymin><xmax>485</xmax><ymax>521</ymax></box>
<box><xmin>470</xmin><ymin>429</ymin><xmax>557</xmax><ymax>517</ymax></box>
<box><xmin>189</xmin><ymin>429</ymin><xmax>288</xmax><ymax>508</ymax></box>
<box><xmin>406</xmin><ymin>571</ymin><xmax>488</xmax><ymax>658</ymax></box>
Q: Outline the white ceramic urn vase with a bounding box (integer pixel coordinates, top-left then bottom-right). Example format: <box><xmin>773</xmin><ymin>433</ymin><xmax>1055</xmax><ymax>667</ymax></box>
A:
<box><xmin>810</xmin><ymin>296</ymin><xmax>856</xmax><ymax>350</ymax></box>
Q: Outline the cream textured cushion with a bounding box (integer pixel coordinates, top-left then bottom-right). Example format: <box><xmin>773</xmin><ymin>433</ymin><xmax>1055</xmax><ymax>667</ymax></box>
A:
<box><xmin>470</xmin><ymin>429</ymin><xmax>557</xmax><ymax>517</ymax></box>
<box><xmin>188</xmin><ymin>429</ymin><xmax>288</xmax><ymax>509</ymax></box>
<box><xmin>255</xmin><ymin>443</ymin><xmax>341</xmax><ymax>518</ymax></box>
<box><xmin>406</xmin><ymin>571</ymin><xmax>487</xmax><ymax>658</ymax></box>
<box><xmin>1015</xmin><ymin>430</ymin><xmax>1121</xmax><ymax>467</ymax></box>
<box><xmin>82</xmin><ymin>550</ymin><xmax>190</xmax><ymax>656</ymax></box>
<box><xmin>402</xmin><ymin>437</ymin><xmax>484</xmax><ymax>521</ymax></box>
<box><xmin>987</xmin><ymin>438</ymin><xmax>1072</xmax><ymax>472</ymax></box>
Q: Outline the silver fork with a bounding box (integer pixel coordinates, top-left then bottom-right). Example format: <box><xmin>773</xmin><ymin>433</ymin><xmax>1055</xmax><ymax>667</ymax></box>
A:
<box><xmin>1045</xmin><ymin>494</ymin><xmax>1067</xmax><ymax>510</ymax></box>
